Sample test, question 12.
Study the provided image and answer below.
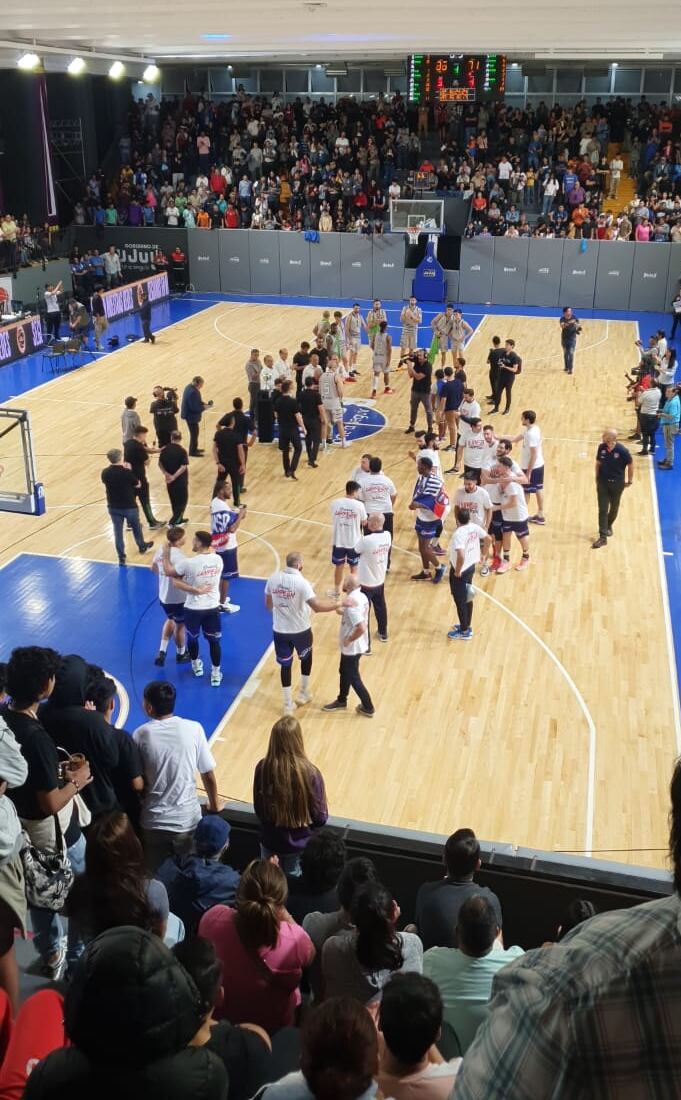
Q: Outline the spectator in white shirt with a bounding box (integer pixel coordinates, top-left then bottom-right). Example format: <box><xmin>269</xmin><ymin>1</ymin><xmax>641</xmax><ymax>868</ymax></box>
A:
<box><xmin>133</xmin><ymin>680</ymin><xmax>221</xmax><ymax>871</ymax></box>
<box><xmin>447</xmin><ymin>509</ymin><xmax>490</xmax><ymax>640</ymax></box>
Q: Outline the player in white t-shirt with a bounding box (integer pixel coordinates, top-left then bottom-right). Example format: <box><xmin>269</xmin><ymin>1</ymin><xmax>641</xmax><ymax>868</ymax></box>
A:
<box><xmin>454</xmin><ymin>476</ymin><xmax>492</xmax><ymax>574</ymax></box>
<box><xmin>447</xmin><ymin>508</ymin><xmax>491</xmax><ymax>639</ymax></box>
<box><xmin>163</xmin><ymin>530</ymin><xmax>225</xmax><ymax>685</ymax></box>
<box><xmin>265</xmin><ymin>550</ymin><xmax>342</xmax><ymax>713</ymax></box>
<box><xmin>151</xmin><ymin>527</ymin><xmax>191</xmax><ymax>667</ymax></box>
<box><xmin>210</xmin><ymin>478</ymin><xmax>246</xmax><ymax>615</ymax></box>
<box><xmin>481</xmin><ymin>437</ymin><xmax>527</xmax><ymax>571</ymax></box>
<box><xmin>322</xmin><ymin>575</ymin><xmax>374</xmax><ymax>717</ymax></box>
<box><xmin>351</xmin><ymin>453</ymin><xmax>373</xmax><ymax>493</ymax></box>
<box><xmin>511</xmin><ymin>410</ymin><xmax>545</xmax><ymax>524</ymax></box>
<box><xmin>462</xmin><ymin>419</ymin><xmax>488</xmax><ymax>480</ymax></box>
<box><xmin>354</xmin><ymin>512</ymin><xmax>391</xmax><ymax>645</ymax></box>
<box><xmin>330</xmin><ymin>482</ymin><xmax>368</xmax><ymax>594</ymax></box>
<box><xmin>448</xmin><ymin>388</ymin><xmax>481</xmax><ymax>474</ymax></box>
<box><xmin>360</xmin><ymin>456</ymin><xmax>397</xmax><ymax>568</ymax></box>
<box><xmin>497</xmin><ymin>455</ymin><xmax>531</xmax><ymax>573</ymax></box>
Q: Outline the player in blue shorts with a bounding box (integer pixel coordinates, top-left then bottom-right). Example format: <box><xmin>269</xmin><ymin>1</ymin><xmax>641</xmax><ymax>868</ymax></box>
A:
<box><xmin>163</xmin><ymin>530</ymin><xmax>224</xmax><ymax>685</ymax></box>
<box><xmin>151</xmin><ymin>527</ymin><xmax>191</xmax><ymax>666</ymax></box>
<box><xmin>408</xmin><ymin>456</ymin><xmax>449</xmax><ymax>583</ymax></box>
<box><xmin>210</xmin><ymin>478</ymin><xmax>246</xmax><ymax>614</ymax></box>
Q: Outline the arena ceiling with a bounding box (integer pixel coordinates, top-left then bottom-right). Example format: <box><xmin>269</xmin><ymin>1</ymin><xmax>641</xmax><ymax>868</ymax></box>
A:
<box><xmin>0</xmin><ymin>1</ymin><xmax>679</xmax><ymax>67</ymax></box>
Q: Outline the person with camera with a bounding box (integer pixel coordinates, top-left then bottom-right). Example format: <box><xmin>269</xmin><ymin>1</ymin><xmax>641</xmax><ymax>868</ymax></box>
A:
<box><xmin>559</xmin><ymin>307</ymin><xmax>582</xmax><ymax>375</ymax></box>
<box><xmin>181</xmin><ymin>376</ymin><xmax>213</xmax><ymax>458</ymax></box>
<box><xmin>3</xmin><ymin>646</ymin><xmax>93</xmax><ymax>981</ymax></box>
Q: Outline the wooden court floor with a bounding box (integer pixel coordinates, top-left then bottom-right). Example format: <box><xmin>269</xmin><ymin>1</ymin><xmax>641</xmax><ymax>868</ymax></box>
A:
<box><xmin>0</xmin><ymin>300</ymin><xmax>678</xmax><ymax>870</ymax></box>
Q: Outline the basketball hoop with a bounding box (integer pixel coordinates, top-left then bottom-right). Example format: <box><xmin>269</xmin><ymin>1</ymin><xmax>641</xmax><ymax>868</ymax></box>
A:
<box><xmin>406</xmin><ymin>225</ymin><xmax>422</xmax><ymax>247</ymax></box>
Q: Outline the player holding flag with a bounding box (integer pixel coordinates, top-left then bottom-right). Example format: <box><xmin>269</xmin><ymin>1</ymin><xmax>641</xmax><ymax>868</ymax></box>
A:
<box><xmin>408</xmin><ymin>455</ymin><xmax>450</xmax><ymax>584</ymax></box>
<box><xmin>210</xmin><ymin>478</ymin><xmax>246</xmax><ymax>614</ymax></box>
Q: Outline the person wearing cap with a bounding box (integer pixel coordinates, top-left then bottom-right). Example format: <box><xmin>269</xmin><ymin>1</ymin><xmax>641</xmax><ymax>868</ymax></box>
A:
<box><xmin>156</xmin><ymin>815</ymin><xmax>240</xmax><ymax>935</ymax></box>
<box><xmin>21</xmin><ymin>926</ymin><xmax>227</xmax><ymax>1100</ymax></box>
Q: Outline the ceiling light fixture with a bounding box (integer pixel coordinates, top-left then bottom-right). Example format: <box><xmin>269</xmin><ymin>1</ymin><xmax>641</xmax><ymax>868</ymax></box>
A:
<box><xmin>108</xmin><ymin>60</ymin><xmax>125</xmax><ymax>79</ymax></box>
<box><xmin>143</xmin><ymin>63</ymin><xmax>160</xmax><ymax>82</ymax></box>
<box><xmin>17</xmin><ymin>52</ymin><xmax>40</xmax><ymax>70</ymax></box>
<box><xmin>67</xmin><ymin>56</ymin><xmax>86</xmax><ymax>75</ymax></box>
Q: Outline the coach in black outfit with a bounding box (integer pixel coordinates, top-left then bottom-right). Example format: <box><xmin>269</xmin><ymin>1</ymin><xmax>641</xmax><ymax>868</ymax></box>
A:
<box><xmin>150</xmin><ymin>387</ymin><xmax>178</xmax><ymax>447</ymax></box>
<box><xmin>140</xmin><ymin>291</ymin><xmax>155</xmax><ymax>344</ymax></box>
<box><xmin>213</xmin><ymin>414</ymin><xmax>245</xmax><ymax>505</ymax></box>
<box><xmin>592</xmin><ymin>429</ymin><xmax>633</xmax><ymax>549</ymax></box>
<box><xmin>277</xmin><ymin>380</ymin><xmax>305</xmax><ymax>480</ymax></box>
<box><xmin>159</xmin><ymin>431</ymin><xmax>190</xmax><ymax>526</ymax></box>
<box><xmin>300</xmin><ymin>377</ymin><xmax>324</xmax><ymax>467</ymax></box>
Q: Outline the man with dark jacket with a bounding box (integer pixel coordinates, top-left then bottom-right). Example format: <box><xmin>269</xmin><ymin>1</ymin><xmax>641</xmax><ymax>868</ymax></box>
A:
<box><xmin>40</xmin><ymin>655</ymin><xmax>141</xmax><ymax>821</ymax></box>
<box><xmin>156</xmin><ymin>815</ymin><xmax>240</xmax><ymax>934</ymax></box>
<box><xmin>22</xmin><ymin>926</ymin><xmax>227</xmax><ymax>1100</ymax></box>
<box><xmin>181</xmin><ymin>376</ymin><xmax>211</xmax><ymax>457</ymax></box>
<box><xmin>140</xmin><ymin>290</ymin><xmax>155</xmax><ymax>344</ymax></box>
<box><xmin>415</xmin><ymin>827</ymin><xmax>502</xmax><ymax>950</ymax></box>
<box><xmin>159</xmin><ymin>430</ymin><xmax>190</xmax><ymax>526</ymax></box>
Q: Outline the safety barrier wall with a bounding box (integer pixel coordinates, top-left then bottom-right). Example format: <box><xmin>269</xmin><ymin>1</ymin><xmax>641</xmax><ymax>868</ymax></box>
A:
<box><xmin>68</xmin><ymin>227</ymin><xmax>681</xmax><ymax>313</ymax></box>
<box><xmin>222</xmin><ymin>802</ymin><xmax>672</xmax><ymax>952</ymax></box>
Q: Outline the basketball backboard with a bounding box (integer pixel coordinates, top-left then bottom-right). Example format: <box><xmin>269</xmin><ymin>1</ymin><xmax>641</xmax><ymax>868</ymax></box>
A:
<box><xmin>390</xmin><ymin>198</ymin><xmax>445</xmax><ymax>235</ymax></box>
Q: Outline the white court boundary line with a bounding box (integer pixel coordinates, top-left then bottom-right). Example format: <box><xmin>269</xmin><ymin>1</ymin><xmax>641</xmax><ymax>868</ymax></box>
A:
<box><xmin>634</xmin><ymin>321</ymin><xmax>681</xmax><ymax>756</ymax></box>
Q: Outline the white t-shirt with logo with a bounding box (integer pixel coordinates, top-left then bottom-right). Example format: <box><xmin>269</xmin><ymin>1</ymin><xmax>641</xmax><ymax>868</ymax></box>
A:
<box><xmin>521</xmin><ymin>425</ymin><xmax>544</xmax><ymax>470</ymax></box>
<box><xmin>454</xmin><ymin>486</ymin><xmax>492</xmax><ymax>525</ymax></box>
<box><xmin>448</xmin><ymin>522</ymin><xmax>488</xmax><ymax>572</ymax></box>
<box><xmin>339</xmin><ymin>590</ymin><xmax>370</xmax><ymax>656</ymax></box>
<box><xmin>331</xmin><ymin>497</ymin><xmax>367</xmax><ymax>549</ymax></box>
<box><xmin>361</xmin><ymin>473</ymin><xmax>396</xmax><ymax>514</ymax></box>
<box><xmin>153</xmin><ymin>545</ymin><xmax>187</xmax><ymax>605</ymax></box>
<box><xmin>500</xmin><ymin>480</ymin><xmax>529</xmax><ymax>522</ymax></box>
<box><xmin>463</xmin><ymin>432</ymin><xmax>488</xmax><ymax>469</ymax></box>
<box><xmin>265</xmin><ymin>567</ymin><xmax>316</xmax><ymax>634</ymax></box>
<box><xmin>175</xmin><ymin>552</ymin><xmax>223</xmax><ymax>610</ymax></box>
<box><xmin>355</xmin><ymin>532</ymin><xmax>391</xmax><ymax>587</ymax></box>
<box><xmin>482</xmin><ymin>456</ymin><xmax>524</xmax><ymax>506</ymax></box>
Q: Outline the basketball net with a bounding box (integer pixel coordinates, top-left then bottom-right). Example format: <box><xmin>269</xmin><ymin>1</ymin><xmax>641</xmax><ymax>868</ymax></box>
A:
<box><xmin>406</xmin><ymin>226</ymin><xmax>422</xmax><ymax>247</ymax></box>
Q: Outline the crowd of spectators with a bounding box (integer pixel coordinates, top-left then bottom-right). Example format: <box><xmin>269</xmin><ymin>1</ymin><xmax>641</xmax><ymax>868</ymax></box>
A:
<box><xmin>1</xmin><ymin>644</ymin><xmax>681</xmax><ymax>1098</ymax></box>
<box><xmin>72</xmin><ymin>90</ymin><xmax>681</xmax><ymax>243</ymax></box>
<box><xmin>0</xmin><ymin>217</ymin><xmax>59</xmax><ymax>275</ymax></box>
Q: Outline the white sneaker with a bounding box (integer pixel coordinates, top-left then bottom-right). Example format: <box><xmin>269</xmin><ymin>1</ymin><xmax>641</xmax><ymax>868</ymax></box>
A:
<box><xmin>296</xmin><ymin>689</ymin><xmax>313</xmax><ymax>705</ymax></box>
<box><xmin>283</xmin><ymin>701</ymin><xmax>296</xmax><ymax>715</ymax></box>
<box><xmin>210</xmin><ymin>668</ymin><xmax>223</xmax><ymax>687</ymax></box>
<box><xmin>192</xmin><ymin>659</ymin><xmax>204</xmax><ymax>677</ymax></box>
<box><xmin>220</xmin><ymin>601</ymin><xmax>240</xmax><ymax>614</ymax></box>
<box><xmin>341</xmin><ymin>440</ymin><xmax>349</xmax><ymax>448</ymax></box>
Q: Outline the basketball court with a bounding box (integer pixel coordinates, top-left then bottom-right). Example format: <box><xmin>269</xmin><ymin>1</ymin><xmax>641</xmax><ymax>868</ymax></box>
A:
<box><xmin>1</xmin><ymin>290</ymin><xmax>678</xmax><ymax>870</ymax></box>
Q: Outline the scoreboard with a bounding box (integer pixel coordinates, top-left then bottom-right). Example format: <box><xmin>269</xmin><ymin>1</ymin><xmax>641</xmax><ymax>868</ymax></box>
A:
<box><xmin>408</xmin><ymin>55</ymin><xmax>507</xmax><ymax>103</ymax></box>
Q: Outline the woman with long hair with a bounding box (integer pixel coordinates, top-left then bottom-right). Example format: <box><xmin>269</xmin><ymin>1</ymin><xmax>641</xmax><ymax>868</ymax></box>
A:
<box><xmin>198</xmin><ymin>858</ymin><xmax>314</xmax><ymax>1035</ymax></box>
<box><xmin>253</xmin><ymin>717</ymin><xmax>328</xmax><ymax>876</ymax></box>
<box><xmin>66</xmin><ymin>811</ymin><xmax>181</xmax><ymax>945</ymax></box>
<box><xmin>321</xmin><ymin>882</ymin><xmax>423</xmax><ymax>1007</ymax></box>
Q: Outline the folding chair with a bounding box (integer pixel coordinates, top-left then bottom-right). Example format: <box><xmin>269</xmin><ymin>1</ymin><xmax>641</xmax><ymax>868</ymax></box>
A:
<box><xmin>41</xmin><ymin>341</ymin><xmax>68</xmax><ymax>373</ymax></box>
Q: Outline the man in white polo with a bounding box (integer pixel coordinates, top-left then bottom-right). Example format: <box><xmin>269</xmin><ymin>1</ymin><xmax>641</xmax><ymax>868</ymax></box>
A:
<box><xmin>265</xmin><ymin>551</ymin><xmax>342</xmax><ymax>713</ymax></box>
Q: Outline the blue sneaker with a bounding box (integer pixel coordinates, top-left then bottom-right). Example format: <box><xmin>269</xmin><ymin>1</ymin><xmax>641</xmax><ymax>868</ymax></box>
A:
<box><xmin>460</xmin><ymin>629</ymin><xmax>473</xmax><ymax>640</ymax></box>
<box><xmin>432</xmin><ymin>565</ymin><xmax>445</xmax><ymax>584</ymax></box>
<box><xmin>447</xmin><ymin>626</ymin><xmax>462</xmax><ymax>639</ymax></box>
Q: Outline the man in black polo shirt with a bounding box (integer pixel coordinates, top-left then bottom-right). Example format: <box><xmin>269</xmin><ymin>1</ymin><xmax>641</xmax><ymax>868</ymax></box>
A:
<box><xmin>405</xmin><ymin>349</ymin><xmax>433</xmax><ymax>434</ymax></box>
<box><xmin>149</xmin><ymin>386</ymin><xmax>178</xmax><ymax>447</ymax></box>
<box><xmin>592</xmin><ymin>429</ymin><xmax>633</xmax><ymax>548</ymax></box>
<box><xmin>277</xmin><ymin>380</ymin><xmax>305</xmax><ymax>480</ymax></box>
<box><xmin>213</xmin><ymin>414</ymin><xmax>245</xmax><ymax>505</ymax></box>
<box><xmin>300</xmin><ymin>376</ymin><xmax>325</xmax><ymax>467</ymax></box>
<box><xmin>293</xmin><ymin>341</ymin><xmax>311</xmax><ymax>395</ymax></box>
<box><xmin>101</xmin><ymin>449</ymin><xmax>154</xmax><ymax>565</ymax></box>
<box><xmin>219</xmin><ymin>398</ymin><xmax>255</xmax><ymax>495</ymax></box>
<box><xmin>159</xmin><ymin>430</ymin><xmax>190</xmax><ymax>526</ymax></box>
<box><xmin>123</xmin><ymin>426</ymin><xmax>163</xmax><ymax>528</ymax></box>
<box><xmin>414</xmin><ymin>828</ymin><xmax>502</xmax><ymax>950</ymax></box>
